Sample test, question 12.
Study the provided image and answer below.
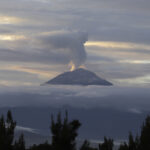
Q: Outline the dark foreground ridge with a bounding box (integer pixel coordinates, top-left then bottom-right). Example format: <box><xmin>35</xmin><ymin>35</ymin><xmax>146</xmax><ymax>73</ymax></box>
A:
<box><xmin>44</xmin><ymin>68</ymin><xmax>113</xmax><ymax>86</ymax></box>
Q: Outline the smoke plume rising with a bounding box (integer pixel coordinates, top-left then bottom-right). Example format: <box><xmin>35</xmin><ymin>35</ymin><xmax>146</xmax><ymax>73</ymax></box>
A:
<box><xmin>40</xmin><ymin>31</ymin><xmax>88</xmax><ymax>71</ymax></box>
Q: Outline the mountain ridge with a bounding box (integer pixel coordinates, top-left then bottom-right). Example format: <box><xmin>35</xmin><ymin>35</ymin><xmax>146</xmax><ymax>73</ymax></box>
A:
<box><xmin>44</xmin><ymin>68</ymin><xmax>113</xmax><ymax>86</ymax></box>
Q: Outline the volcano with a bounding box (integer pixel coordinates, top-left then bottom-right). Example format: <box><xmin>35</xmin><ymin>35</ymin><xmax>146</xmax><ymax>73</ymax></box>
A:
<box><xmin>44</xmin><ymin>68</ymin><xmax>113</xmax><ymax>86</ymax></box>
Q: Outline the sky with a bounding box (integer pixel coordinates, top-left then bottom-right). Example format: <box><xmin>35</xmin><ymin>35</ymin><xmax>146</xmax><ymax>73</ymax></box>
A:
<box><xmin>0</xmin><ymin>0</ymin><xmax>150</xmax><ymax>86</ymax></box>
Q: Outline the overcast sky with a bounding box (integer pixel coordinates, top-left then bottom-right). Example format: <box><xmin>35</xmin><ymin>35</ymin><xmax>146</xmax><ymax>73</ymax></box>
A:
<box><xmin>0</xmin><ymin>0</ymin><xmax>150</xmax><ymax>86</ymax></box>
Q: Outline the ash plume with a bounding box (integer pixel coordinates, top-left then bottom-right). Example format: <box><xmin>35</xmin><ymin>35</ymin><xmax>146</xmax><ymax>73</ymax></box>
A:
<box><xmin>40</xmin><ymin>31</ymin><xmax>88</xmax><ymax>70</ymax></box>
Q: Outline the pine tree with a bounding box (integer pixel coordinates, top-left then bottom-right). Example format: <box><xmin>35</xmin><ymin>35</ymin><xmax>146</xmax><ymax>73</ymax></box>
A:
<box><xmin>140</xmin><ymin>115</ymin><xmax>150</xmax><ymax>150</ymax></box>
<box><xmin>80</xmin><ymin>140</ymin><xmax>98</xmax><ymax>150</ymax></box>
<box><xmin>119</xmin><ymin>142</ymin><xmax>128</xmax><ymax>150</ymax></box>
<box><xmin>118</xmin><ymin>133</ymin><xmax>140</xmax><ymax>150</ymax></box>
<box><xmin>50</xmin><ymin>111</ymin><xmax>81</xmax><ymax>150</ymax></box>
<box><xmin>99</xmin><ymin>137</ymin><xmax>113</xmax><ymax>150</ymax></box>
<box><xmin>14</xmin><ymin>134</ymin><xmax>25</xmax><ymax>150</ymax></box>
<box><xmin>0</xmin><ymin>115</ymin><xmax>6</xmax><ymax>149</ymax></box>
<box><xmin>0</xmin><ymin>110</ymin><xmax>16</xmax><ymax>150</ymax></box>
<box><xmin>29</xmin><ymin>141</ymin><xmax>52</xmax><ymax>150</ymax></box>
<box><xmin>128</xmin><ymin>132</ymin><xmax>138</xmax><ymax>150</ymax></box>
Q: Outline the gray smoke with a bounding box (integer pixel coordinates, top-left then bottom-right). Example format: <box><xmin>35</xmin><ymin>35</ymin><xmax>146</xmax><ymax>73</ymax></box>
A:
<box><xmin>40</xmin><ymin>31</ymin><xmax>88</xmax><ymax>69</ymax></box>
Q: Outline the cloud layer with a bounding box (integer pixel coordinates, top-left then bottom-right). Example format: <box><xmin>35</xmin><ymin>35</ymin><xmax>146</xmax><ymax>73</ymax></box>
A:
<box><xmin>0</xmin><ymin>85</ymin><xmax>150</xmax><ymax>114</ymax></box>
<box><xmin>0</xmin><ymin>31</ymin><xmax>87</xmax><ymax>66</ymax></box>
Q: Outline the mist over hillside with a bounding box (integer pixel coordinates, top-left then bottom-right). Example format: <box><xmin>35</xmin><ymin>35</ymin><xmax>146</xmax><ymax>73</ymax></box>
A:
<box><xmin>0</xmin><ymin>85</ymin><xmax>150</xmax><ymax>142</ymax></box>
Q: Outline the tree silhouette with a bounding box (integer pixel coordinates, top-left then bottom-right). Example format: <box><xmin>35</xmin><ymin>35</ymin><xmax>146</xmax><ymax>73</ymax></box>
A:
<box><xmin>119</xmin><ymin>116</ymin><xmax>150</xmax><ymax>150</ymax></box>
<box><xmin>119</xmin><ymin>142</ymin><xmax>128</xmax><ymax>150</ymax></box>
<box><xmin>0</xmin><ymin>110</ymin><xmax>16</xmax><ymax>150</ymax></box>
<box><xmin>80</xmin><ymin>140</ymin><xmax>97</xmax><ymax>150</ymax></box>
<box><xmin>14</xmin><ymin>134</ymin><xmax>25</xmax><ymax>150</ymax></box>
<box><xmin>140</xmin><ymin>115</ymin><xmax>150</xmax><ymax>150</ymax></box>
<box><xmin>119</xmin><ymin>133</ymin><xmax>140</xmax><ymax>150</ymax></box>
<box><xmin>50</xmin><ymin>111</ymin><xmax>81</xmax><ymax>150</ymax></box>
<box><xmin>98</xmin><ymin>137</ymin><xmax>113</xmax><ymax>150</ymax></box>
<box><xmin>128</xmin><ymin>132</ymin><xmax>140</xmax><ymax>150</ymax></box>
<box><xmin>29</xmin><ymin>141</ymin><xmax>52</xmax><ymax>150</ymax></box>
<box><xmin>1</xmin><ymin>110</ymin><xmax>150</xmax><ymax>150</ymax></box>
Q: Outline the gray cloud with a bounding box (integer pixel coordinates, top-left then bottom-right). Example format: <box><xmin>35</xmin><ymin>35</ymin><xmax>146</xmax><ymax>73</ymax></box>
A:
<box><xmin>0</xmin><ymin>85</ymin><xmax>150</xmax><ymax>113</ymax></box>
<box><xmin>0</xmin><ymin>48</ymin><xmax>69</xmax><ymax>64</ymax></box>
<box><xmin>1</xmin><ymin>0</ymin><xmax>150</xmax><ymax>44</ymax></box>
<box><xmin>88</xmin><ymin>62</ymin><xmax>150</xmax><ymax>80</ymax></box>
<box><xmin>0</xmin><ymin>31</ymin><xmax>88</xmax><ymax>68</ymax></box>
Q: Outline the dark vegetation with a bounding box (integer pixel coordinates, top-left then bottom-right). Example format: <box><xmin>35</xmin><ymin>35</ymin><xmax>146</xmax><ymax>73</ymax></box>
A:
<box><xmin>0</xmin><ymin>110</ymin><xmax>150</xmax><ymax>150</ymax></box>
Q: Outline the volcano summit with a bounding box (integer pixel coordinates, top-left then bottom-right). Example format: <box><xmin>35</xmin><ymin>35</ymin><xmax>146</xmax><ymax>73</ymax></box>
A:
<box><xmin>44</xmin><ymin>68</ymin><xmax>113</xmax><ymax>86</ymax></box>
